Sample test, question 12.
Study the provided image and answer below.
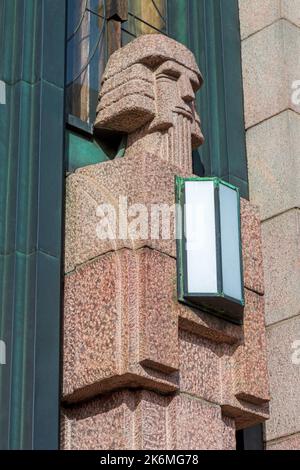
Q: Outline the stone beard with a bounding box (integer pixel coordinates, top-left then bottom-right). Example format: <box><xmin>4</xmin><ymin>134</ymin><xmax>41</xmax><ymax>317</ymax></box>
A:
<box><xmin>126</xmin><ymin>112</ymin><xmax>194</xmax><ymax>172</ymax></box>
<box><xmin>94</xmin><ymin>34</ymin><xmax>204</xmax><ymax>173</ymax></box>
<box><xmin>158</xmin><ymin>112</ymin><xmax>194</xmax><ymax>172</ymax></box>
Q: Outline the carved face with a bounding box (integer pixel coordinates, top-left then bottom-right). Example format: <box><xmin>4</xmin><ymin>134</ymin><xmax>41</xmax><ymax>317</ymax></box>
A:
<box><xmin>95</xmin><ymin>34</ymin><xmax>204</xmax><ymax>151</ymax></box>
<box><xmin>150</xmin><ymin>60</ymin><xmax>204</xmax><ymax>148</ymax></box>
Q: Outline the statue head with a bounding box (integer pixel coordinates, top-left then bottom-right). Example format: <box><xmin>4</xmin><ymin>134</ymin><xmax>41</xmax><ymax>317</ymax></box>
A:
<box><xmin>95</xmin><ymin>34</ymin><xmax>204</xmax><ymax>171</ymax></box>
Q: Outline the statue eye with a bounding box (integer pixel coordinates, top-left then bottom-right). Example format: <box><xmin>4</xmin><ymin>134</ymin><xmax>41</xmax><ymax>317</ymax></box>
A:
<box><xmin>169</xmin><ymin>72</ymin><xmax>180</xmax><ymax>81</ymax></box>
<box><xmin>164</xmin><ymin>70</ymin><xmax>180</xmax><ymax>80</ymax></box>
<box><xmin>191</xmin><ymin>79</ymin><xmax>200</xmax><ymax>92</ymax></box>
<box><xmin>156</xmin><ymin>70</ymin><xmax>179</xmax><ymax>82</ymax></box>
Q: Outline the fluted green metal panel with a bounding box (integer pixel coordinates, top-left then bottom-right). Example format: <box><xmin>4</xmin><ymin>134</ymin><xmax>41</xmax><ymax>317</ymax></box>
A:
<box><xmin>168</xmin><ymin>0</ymin><xmax>248</xmax><ymax>198</ymax></box>
<box><xmin>0</xmin><ymin>0</ymin><xmax>66</xmax><ymax>449</ymax></box>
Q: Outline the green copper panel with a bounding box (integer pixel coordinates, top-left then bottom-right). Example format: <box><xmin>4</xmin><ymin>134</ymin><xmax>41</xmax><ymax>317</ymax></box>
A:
<box><xmin>66</xmin><ymin>129</ymin><xmax>111</xmax><ymax>172</ymax></box>
<box><xmin>0</xmin><ymin>0</ymin><xmax>66</xmax><ymax>449</ymax></box>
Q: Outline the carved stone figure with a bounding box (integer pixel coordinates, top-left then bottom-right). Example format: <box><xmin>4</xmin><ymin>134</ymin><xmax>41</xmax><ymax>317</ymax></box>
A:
<box><xmin>95</xmin><ymin>34</ymin><xmax>204</xmax><ymax>172</ymax></box>
<box><xmin>62</xmin><ymin>35</ymin><xmax>270</xmax><ymax>448</ymax></box>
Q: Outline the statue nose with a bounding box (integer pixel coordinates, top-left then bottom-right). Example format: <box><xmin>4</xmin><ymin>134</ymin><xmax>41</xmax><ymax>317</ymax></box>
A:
<box><xmin>179</xmin><ymin>75</ymin><xmax>195</xmax><ymax>103</ymax></box>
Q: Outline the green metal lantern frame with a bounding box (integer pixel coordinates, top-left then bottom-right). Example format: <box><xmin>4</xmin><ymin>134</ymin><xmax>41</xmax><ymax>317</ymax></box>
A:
<box><xmin>176</xmin><ymin>176</ymin><xmax>244</xmax><ymax>325</ymax></box>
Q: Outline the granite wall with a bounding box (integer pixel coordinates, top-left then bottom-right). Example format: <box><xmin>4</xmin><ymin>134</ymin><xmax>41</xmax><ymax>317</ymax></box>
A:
<box><xmin>239</xmin><ymin>0</ymin><xmax>300</xmax><ymax>450</ymax></box>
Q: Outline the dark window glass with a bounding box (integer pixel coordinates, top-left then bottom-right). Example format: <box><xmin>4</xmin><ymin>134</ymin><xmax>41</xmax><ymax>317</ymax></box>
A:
<box><xmin>66</xmin><ymin>0</ymin><xmax>168</xmax><ymax>127</ymax></box>
<box><xmin>236</xmin><ymin>425</ymin><xmax>264</xmax><ymax>450</ymax></box>
<box><xmin>66</xmin><ymin>0</ymin><xmax>106</xmax><ymax>124</ymax></box>
<box><xmin>121</xmin><ymin>0</ymin><xmax>167</xmax><ymax>45</ymax></box>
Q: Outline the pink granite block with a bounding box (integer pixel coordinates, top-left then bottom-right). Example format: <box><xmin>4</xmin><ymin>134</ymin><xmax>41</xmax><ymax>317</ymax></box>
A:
<box><xmin>62</xmin><ymin>248</ymin><xmax>179</xmax><ymax>403</ymax></box>
<box><xmin>221</xmin><ymin>345</ymin><xmax>269</xmax><ymax>430</ymax></box>
<box><xmin>175</xmin><ymin>394</ymin><xmax>235</xmax><ymax>450</ymax></box>
<box><xmin>234</xmin><ymin>289</ymin><xmax>270</xmax><ymax>405</ymax></box>
<box><xmin>179</xmin><ymin>292</ymin><xmax>270</xmax><ymax>427</ymax></box>
<box><xmin>141</xmin><ymin>249</ymin><xmax>243</xmax><ymax>357</ymax></box>
<box><xmin>64</xmin><ymin>153</ymin><xmax>189</xmax><ymax>273</ymax></box>
<box><xmin>138</xmin><ymin>249</ymin><xmax>179</xmax><ymax>373</ymax></box>
<box><xmin>178</xmin><ymin>303</ymin><xmax>241</xmax><ymax>345</ymax></box>
<box><xmin>222</xmin><ymin>416</ymin><xmax>236</xmax><ymax>450</ymax></box>
<box><xmin>218</xmin><ymin>289</ymin><xmax>269</xmax><ymax>430</ymax></box>
<box><xmin>179</xmin><ymin>329</ymin><xmax>221</xmax><ymax>403</ymax></box>
<box><xmin>62</xmin><ymin>390</ymin><xmax>174</xmax><ymax>450</ymax></box>
<box><xmin>178</xmin><ymin>302</ymin><xmax>269</xmax><ymax>428</ymax></box>
<box><xmin>61</xmin><ymin>391</ymin><xmax>135</xmax><ymax>450</ymax></box>
<box><xmin>61</xmin><ymin>390</ymin><xmax>236</xmax><ymax>450</ymax></box>
<box><xmin>63</xmin><ymin>251</ymin><xmax>123</xmax><ymax>400</ymax></box>
<box><xmin>134</xmin><ymin>391</ymin><xmax>175</xmax><ymax>450</ymax></box>
<box><xmin>240</xmin><ymin>198</ymin><xmax>264</xmax><ymax>295</ymax></box>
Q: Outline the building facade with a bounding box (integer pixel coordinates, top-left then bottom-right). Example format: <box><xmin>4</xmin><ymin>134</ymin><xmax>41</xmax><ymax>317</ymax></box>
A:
<box><xmin>0</xmin><ymin>0</ymin><xmax>299</xmax><ymax>450</ymax></box>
